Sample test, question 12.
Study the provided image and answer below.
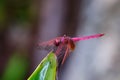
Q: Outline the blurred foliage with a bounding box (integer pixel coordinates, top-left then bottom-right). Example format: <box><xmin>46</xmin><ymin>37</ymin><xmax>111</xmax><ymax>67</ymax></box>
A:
<box><xmin>0</xmin><ymin>0</ymin><xmax>6</xmax><ymax>30</ymax></box>
<box><xmin>0</xmin><ymin>0</ymin><xmax>35</xmax><ymax>79</ymax></box>
<box><xmin>0</xmin><ymin>0</ymin><xmax>33</xmax><ymax>31</ymax></box>
<box><xmin>2</xmin><ymin>52</ymin><xmax>29</xmax><ymax>80</ymax></box>
<box><xmin>12</xmin><ymin>0</ymin><xmax>31</xmax><ymax>22</ymax></box>
<box><xmin>7</xmin><ymin>0</ymin><xmax>32</xmax><ymax>22</ymax></box>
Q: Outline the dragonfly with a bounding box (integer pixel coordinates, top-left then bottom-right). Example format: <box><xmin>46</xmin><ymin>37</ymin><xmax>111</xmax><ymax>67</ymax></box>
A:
<box><xmin>38</xmin><ymin>33</ymin><xmax>104</xmax><ymax>65</ymax></box>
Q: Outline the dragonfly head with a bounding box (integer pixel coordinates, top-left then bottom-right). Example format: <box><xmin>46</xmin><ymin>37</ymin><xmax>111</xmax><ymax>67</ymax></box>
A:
<box><xmin>54</xmin><ymin>35</ymin><xmax>69</xmax><ymax>46</ymax></box>
<box><xmin>54</xmin><ymin>39</ymin><xmax>61</xmax><ymax>46</ymax></box>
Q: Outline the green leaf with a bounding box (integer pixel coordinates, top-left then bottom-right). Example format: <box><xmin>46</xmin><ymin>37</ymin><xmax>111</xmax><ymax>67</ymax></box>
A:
<box><xmin>28</xmin><ymin>52</ymin><xmax>57</xmax><ymax>80</ymax></box>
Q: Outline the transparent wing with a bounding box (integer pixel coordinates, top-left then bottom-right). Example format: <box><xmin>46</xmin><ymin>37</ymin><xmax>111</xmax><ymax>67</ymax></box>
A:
<box><xmin>37</xmin><ymin>37</ymin><xmax>61</xmax><ymax>51</ymax></box>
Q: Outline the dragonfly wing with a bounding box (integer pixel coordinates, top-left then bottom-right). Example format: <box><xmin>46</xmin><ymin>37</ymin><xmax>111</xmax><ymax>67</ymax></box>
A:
<box><xmin>37</xmin><ymin>37</ymin><xmax>61</xmax><ymax>52</ymax></box>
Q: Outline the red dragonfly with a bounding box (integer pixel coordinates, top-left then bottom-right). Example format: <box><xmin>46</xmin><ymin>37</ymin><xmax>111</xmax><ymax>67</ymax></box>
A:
<box><xmin>38</xmin><ymin>33</ymin><xmax>104</xmax><ymax>65</ymax></box>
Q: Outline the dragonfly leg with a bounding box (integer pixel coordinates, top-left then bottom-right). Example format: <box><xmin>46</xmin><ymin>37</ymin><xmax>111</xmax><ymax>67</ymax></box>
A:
<box><xmin>61</xmin><ymin>47</ymin><xmax>69</xmax><ymax>64</ymax></box>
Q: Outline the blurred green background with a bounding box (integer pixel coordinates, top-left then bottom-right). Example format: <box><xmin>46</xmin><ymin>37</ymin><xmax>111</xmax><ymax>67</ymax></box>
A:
<box><xmin>0</xmin><ymin>0</ymin><xmax>36</xmax><ymax>80</ymax></box>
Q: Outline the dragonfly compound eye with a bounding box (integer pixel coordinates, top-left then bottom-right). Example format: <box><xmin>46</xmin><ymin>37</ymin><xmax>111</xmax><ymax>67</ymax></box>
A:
<box><xmin>54</xmin><ymin>39</ymin><xmax>61</xmax><ymax>46</ymax></box>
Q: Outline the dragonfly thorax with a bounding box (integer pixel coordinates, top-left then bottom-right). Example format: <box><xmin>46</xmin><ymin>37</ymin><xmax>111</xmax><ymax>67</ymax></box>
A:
<box><xmin>54</xmin><ymin>36</ymin><xmax>71</xmax><ymax>46</ymax></box>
